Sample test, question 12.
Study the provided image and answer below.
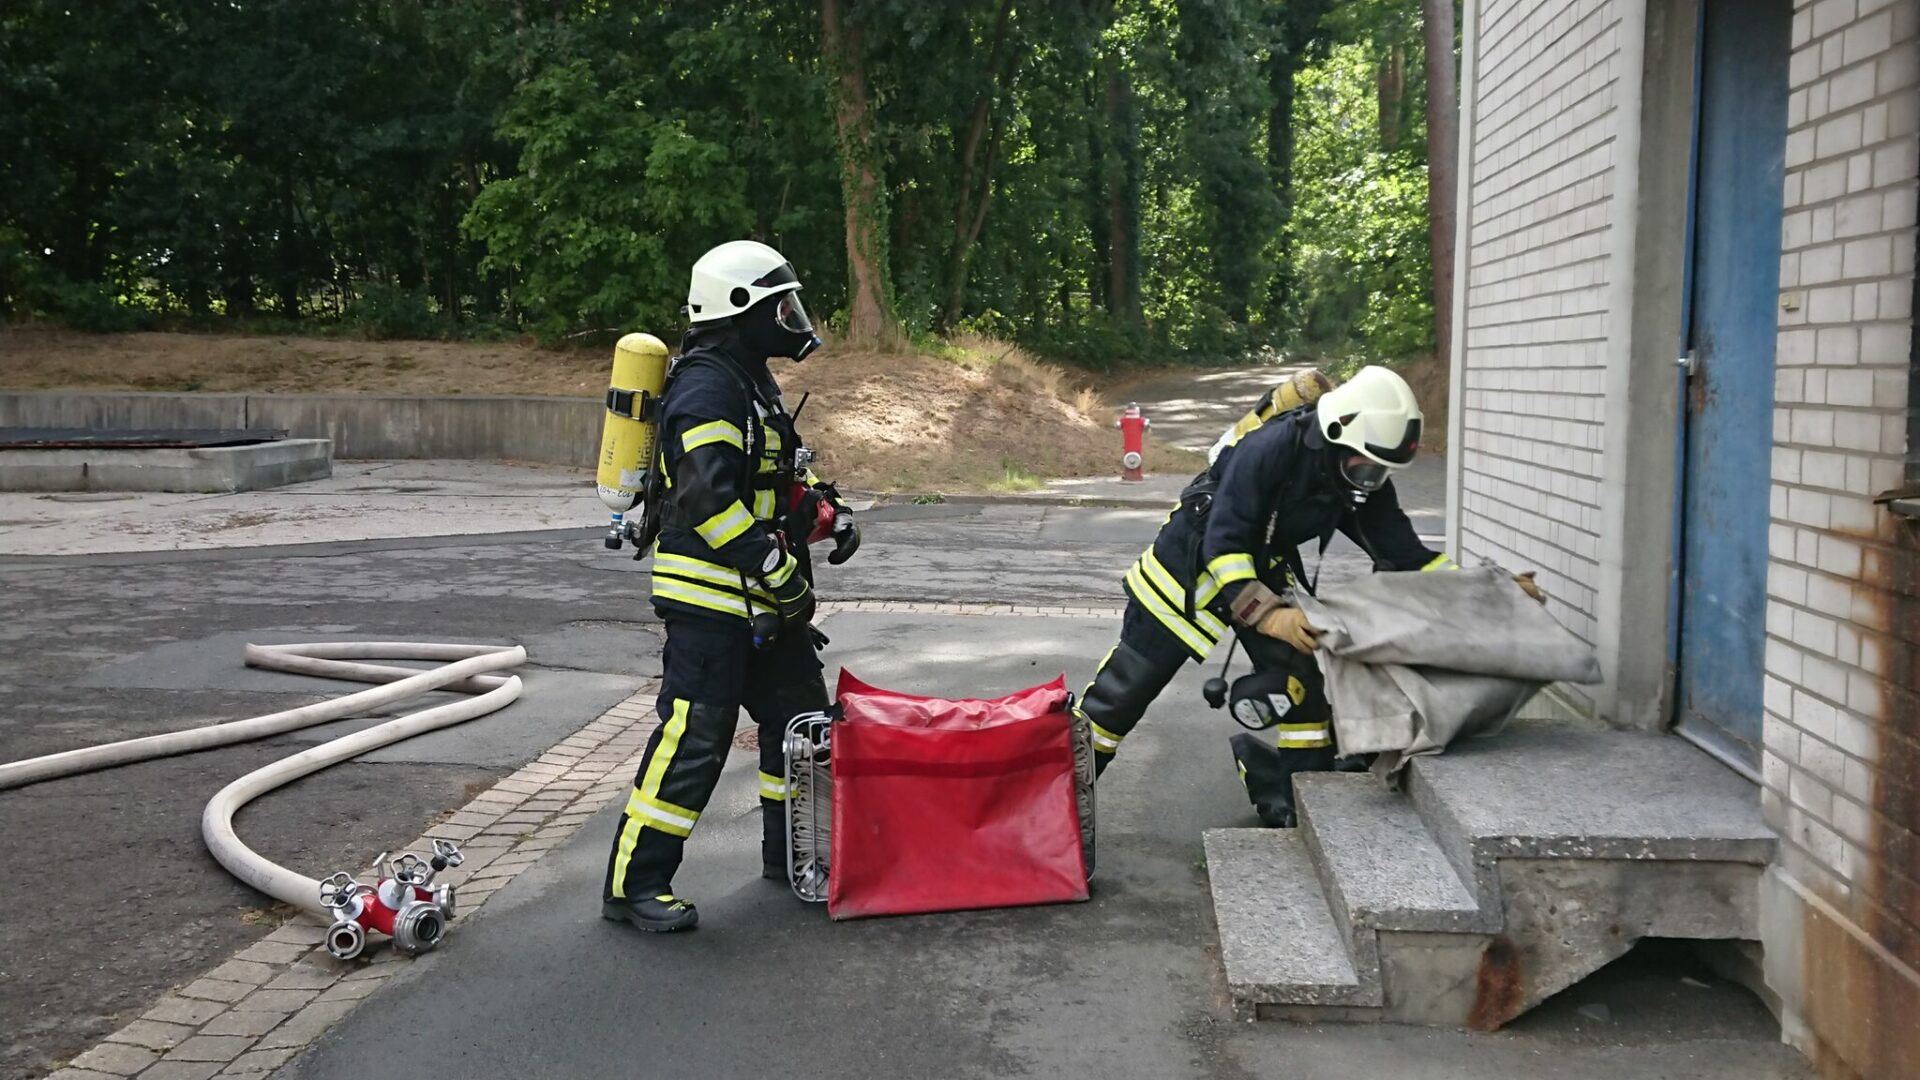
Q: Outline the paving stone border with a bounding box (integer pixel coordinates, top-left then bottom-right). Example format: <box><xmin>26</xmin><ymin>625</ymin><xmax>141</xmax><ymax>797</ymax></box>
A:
<box><xmin>46</xmin><ymin>602</ymin><xmax>1114</xmax><ymax>1078</ymax></box>
<box><xmin>46</xmin><ymin>683</ymin><xmax>662</xmax><ymax>1080</ymax></box>
<box><xmin>816</xmin><ymin>599</ymin><xmax>1124</xmax><ymax>617</ymax></box>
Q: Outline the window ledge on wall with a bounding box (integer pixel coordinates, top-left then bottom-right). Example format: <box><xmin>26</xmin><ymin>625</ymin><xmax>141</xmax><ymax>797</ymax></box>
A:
<box><xmin>1877</xmin><ymin>489</ymin><xmax>1920</xmax><ymax>519</ymax></box>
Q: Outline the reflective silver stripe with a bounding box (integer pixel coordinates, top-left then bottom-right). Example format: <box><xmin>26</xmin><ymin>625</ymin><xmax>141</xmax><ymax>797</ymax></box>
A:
<box><xmin>696</xmin><ymin>501</ymin><xmax>755</xmax><ymax>547</ymax></box>
<box><xmin>630</xmin><ymin>799</ymin><xmax>698</xmax><ymax>834</ymax></box>
<box><xmin>1125</xmin><ymin>562</ymin><xmax>1217</xmax><ymax>657</ymax></box>
<box><xmin>653</xmin><ymin>553</ymin><xmax>774</xmax><ymax>599</ymax></box>
<box><xmin>651</xmin><ymin>575</ymin><xmax>750</xmax><ymax>617</ymax></box>
<box><xmin>1136</xmin><ymin>550</ymin><xmax>1227</xmax><ymax>638</ymax></box>
<box><xmin>682</xmin><ymin>420</ymin><xmax>744</xmax><ymax>452</ymax></box>
<box><xmin>1274</xmin><ymin>727</ymin><xmax>1331</xmax><ymax>746</ymax></box>
<box><xmin>1195</xmin><ymin>551</ymin><xmax>1257</xmax><ymax>607</ymax></box>
<box><xmin>764</xmin><ymin>552</ymin><xmax>799</xmax><ymax>588</ymax></box>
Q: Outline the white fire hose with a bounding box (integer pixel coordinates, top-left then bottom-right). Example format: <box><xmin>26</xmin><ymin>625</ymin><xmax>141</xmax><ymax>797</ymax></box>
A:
<box><xmin>0</xmin><ymin>642</ymin><xmax>525</xmax><ymax>934</ymax></box>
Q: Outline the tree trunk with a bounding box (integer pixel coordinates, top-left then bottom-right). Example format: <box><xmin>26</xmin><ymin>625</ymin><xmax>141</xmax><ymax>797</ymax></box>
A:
<box><xmin>1086</xmin><ymin>77</ymin><xmax>1111</xmax><ymax>313</ymax></box>
<box><xmin>940</xmin><ymin>0</ymin><xmax>1016</xmax><ymax>330</ymax></box>
<box><xmin>1103</xmin><ymin>58</ymin><xmax>1141</xmax><ymax>328</ymax></box>
<box><xmin>1265</xmin><ymin>39</ymin><xmax>1301</xmax><ymax>318</ymax></box>
<box><xmin>1377</xmin><ymin>43</ymin><xmax>1406</xmax><ymax>150</ymax></box>
<box><xmin>1422</xmin><ymin>0</ymin><xmax>1459</xmax><ymax>369</ymax></box>
<box><xmin>821</xmin><ymin>0</ymin><xmax>900</xmax><ymax>350</ymax></box>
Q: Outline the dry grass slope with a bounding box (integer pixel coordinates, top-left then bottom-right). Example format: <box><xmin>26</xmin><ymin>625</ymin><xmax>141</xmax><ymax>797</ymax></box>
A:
<box><xmin>0</xmin><ymin>326</ymin><xmax>1200</xmax><ymax>492</ymax></box>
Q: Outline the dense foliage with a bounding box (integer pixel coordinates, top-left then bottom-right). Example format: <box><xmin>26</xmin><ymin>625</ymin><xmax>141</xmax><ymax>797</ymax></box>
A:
<box><xmin>1</xmin><ymin>0</ymin><xmax>1444</xmax><ymax>364</ymax></box>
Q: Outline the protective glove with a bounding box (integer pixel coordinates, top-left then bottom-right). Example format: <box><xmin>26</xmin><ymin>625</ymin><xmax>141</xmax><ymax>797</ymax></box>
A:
<box><xmin>827</xmin><ymin>509</ymin><xmax>861</xmax><ymax>565</ymax></box>
<box><xmin>760</xmin><ymin>549</ymin><xmax>815</xmax><ymax>627</ymax></box>
<box><xmin>1254</xmin><ymin>606</ymin><xmax>1322</xmax><ymax>654</ymax></box>
<box><xmin>1513</xmin><ymin>571</ymin><xmax>1546</xmax><ymax>605</ymax></box>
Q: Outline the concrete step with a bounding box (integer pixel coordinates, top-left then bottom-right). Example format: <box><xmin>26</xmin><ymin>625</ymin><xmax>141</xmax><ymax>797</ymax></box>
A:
<box><xmin>1406</xmin><ymin>725</ymin><xmax>1778</xmax><ymax>918</ymax></box>
<box><xmin>1295</xmin><ymin>772</ymin><xmax>1487</xmax><ymax>936</ymax></box>
<box><xmin>1203</xmin><ymin>828</ymin><xmax>1376</xmax><ymax>1016</ymax></box>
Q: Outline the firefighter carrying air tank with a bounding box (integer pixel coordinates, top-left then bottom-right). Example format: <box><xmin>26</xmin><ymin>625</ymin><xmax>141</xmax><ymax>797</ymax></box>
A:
<box><xmin>596</xmin><ymin>240</ymin><xmax>859</xmax><ymax>934</ymax></box>
<box><xmin>1076</xmin><ymin>367</ymin><xmax>1545</xmax><ymax>827</ymax></box>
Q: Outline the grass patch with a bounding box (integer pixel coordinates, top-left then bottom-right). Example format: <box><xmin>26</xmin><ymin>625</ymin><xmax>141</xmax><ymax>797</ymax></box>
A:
<box><xmin>985</xmin><ymin>457</ymin><xmax>1046</xmax><ymax>493</ymax></box>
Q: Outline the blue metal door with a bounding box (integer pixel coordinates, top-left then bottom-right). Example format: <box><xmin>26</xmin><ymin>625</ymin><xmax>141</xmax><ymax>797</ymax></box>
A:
<box><xmin>1675</xmin><ymin>0</ymin><xmax>1793</xmax><ymax>774</ymax></box>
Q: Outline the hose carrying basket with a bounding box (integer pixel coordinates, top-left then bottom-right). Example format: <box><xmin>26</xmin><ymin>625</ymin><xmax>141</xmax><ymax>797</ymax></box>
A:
<box><xmin>785</xmin><ymin>669</ymin><xmax>1094</xmax><ymax>920</ymax></box>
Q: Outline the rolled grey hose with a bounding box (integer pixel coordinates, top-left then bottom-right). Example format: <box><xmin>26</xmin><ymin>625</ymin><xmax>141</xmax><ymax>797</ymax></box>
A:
<box><xmin>0</xmin><ymin>641</ymin><xmax>527</xmax><ymax>915</ymax></box>
<box><xmin>206</xmin><ymin>644</ymin><xmax>524</xmax><ymax>913</ymax></box>
<box><xmin>0</xmin><ymin>644</ymin><xmax>519</xmax><ymax>791</ymax></box>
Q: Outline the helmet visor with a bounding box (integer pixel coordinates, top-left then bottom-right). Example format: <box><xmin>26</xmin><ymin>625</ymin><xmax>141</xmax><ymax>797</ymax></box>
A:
<box><xmin>775</xmin><ymin>291</ymin><xmax>813</xmax><ymax>335</ymax></box>
<box><xmin>1338</xmin><ymin>454</ymin><xmax>1391</xmax><ymax>493</ymax></box>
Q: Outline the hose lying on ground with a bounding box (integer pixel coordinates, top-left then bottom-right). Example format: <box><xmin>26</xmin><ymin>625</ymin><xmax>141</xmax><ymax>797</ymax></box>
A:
<box><xmin>0</xmin><ymin>642</ymin><xmax>525</xmax><ymax>915</ymax></box>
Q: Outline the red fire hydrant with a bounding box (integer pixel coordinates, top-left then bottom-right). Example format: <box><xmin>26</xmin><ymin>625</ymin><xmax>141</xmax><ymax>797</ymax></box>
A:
<box><xmin>1116</xmin><ymin>404</ymin><xmax>1149</xmax><ymax>482</ymax></box>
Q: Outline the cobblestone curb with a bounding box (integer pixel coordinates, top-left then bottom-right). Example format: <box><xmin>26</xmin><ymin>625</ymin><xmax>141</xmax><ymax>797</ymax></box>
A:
<box><xmin>817</xmin><ymin>599</ymin><xmax>1124</xmax><ymax>617</ymax></box>
<box><xmin>46</xmin><ymin>604</ymin><xmax>1114</xmax><ymax>1078</ymax></box>
<box><xmin>46</xmin><ymin>682</ymin><xmax>662</xmax><ymax>1080</ymax></box>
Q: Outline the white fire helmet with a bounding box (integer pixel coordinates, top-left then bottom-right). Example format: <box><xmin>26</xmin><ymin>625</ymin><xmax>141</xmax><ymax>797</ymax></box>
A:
<box><xmin>685</xmin><ymin>240</ymin><xmax>813</xmax><ymax>335</ymax></box>
<box><xmin>1315</xmin><ymin>365</ymin><xmax>1423</xmax><ymax>494</ymax></box>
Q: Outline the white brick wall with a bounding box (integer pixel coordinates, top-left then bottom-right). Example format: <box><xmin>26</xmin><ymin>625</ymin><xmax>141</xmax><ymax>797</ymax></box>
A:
<box><xmin>1457</xmin><ymin>0</ymin><xmax>1623</xmax><ymax>692</ymax></box>
<box><xmin>1767</xmin><ymin>0</ymin><xmax>1920</xmax><ymax>973</ymax></box>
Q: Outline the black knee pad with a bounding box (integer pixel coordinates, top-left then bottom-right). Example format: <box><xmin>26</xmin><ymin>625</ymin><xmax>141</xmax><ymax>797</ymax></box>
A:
<box><xmin>1225</xmin><ymin>664</ymin><xmax>1326</xmax><ymax>731</ymax></box>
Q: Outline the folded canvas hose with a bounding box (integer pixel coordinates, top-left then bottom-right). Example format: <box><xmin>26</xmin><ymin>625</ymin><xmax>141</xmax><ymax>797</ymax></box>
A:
<box><xmin>0</xmin><ymin>642</ymin><xmax>525</xmax><ymax>915</ymax></box>
<box><xmin>1294</xmin><ymin>567</ymin><xmax>1602</xmax><ymax>773</ymax></box>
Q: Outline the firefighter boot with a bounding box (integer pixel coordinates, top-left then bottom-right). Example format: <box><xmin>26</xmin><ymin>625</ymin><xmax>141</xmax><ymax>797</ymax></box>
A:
<box><xmin>1079</xmin><ymin>640</ymin><xmax>1179</xmax><ymax>777</ymax></box>
<box><xmin>762</xmin><ymin>801</ymin><xmax>787</xmax><ymax>881</ymax></box>
<box><xmin>1229</xmin><ymin>733</ymin><xmax>1336</xmax><ymax>828</ymax></box>
<box><xmin>601</xmin><ymin>893</ymin><xmax>699</xmax><ymax>933</ymax></box>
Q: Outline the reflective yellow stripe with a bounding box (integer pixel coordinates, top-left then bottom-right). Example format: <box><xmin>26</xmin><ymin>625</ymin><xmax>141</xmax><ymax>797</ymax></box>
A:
<box><xmin>611</xmin><ymin>699</ymin><xmax>692</xmax><ymax>896</ymax></box>
<box><xmin>758</xmin><ymin>771</ymin><xmax>788</xmax><ymax>801</ymax></box>
<box><xmin>1421</xmin><ymin>554</ymin><xmax>1457</xmax><ymax>572</ymax></box>
<box><xmin>1195</xmin><ymin>551</ymin><xmax>1257</xmax><ymax>607</ymax></box>
<box><xmin>1274</xmin><ymin>722</ymin><xmax>1331</xmax><ymax>748</ymax></box>
<box><xmin>625</xmin><ymin>789</ymin><xmax>699</xmax><ymax>837</ymax></box>
<box><xmin>651</xmin><ymin>575</ymin><xmax>752</xmax><ymax>618</ymax></box>
<box><xmin>764</xmin><ymin>552</ymin><xmax>799</xmax><ymax>588</ymax></box>
<box><xmin>753</xmin><ymin>487</ymin><xmax>775</xmax><ymax>520</ymax></box>
<box><xmin>1136</xmin><ymin>549</ymin><xmax>1187</xmax><ymax>607</ymax></box>
<box><xmin>1236</xmin><ymin>758</ymin><xmax>1250</xmax><ymax>789</ymax></box>
<box><xmin>696</xmin><ymin>501</ymin><xmax>755</xmax><ymax>547</ymax></box>
<box><xmin>682</xmin><ymin>420</ymin><xmax>744</xmax><ymax>452</ymax></box>
<box><xmin>1137</xmin><ymin>550</ymin><xmax>1227</xmax><ymax>637</ymax></box>
<box><xmin>653</xmin><ymin>552</ymin><xmax>774</xmax><ymax>599</ymax></box>
<box><xmin>1125</xmin><ymin>562</ymin><xmax>1217</xmax><ymax>657</ymax></box>
<box><xmin>1089</xmin><ymin>719</ymin><xmax>1123</xmax><ymax>753</ymax></box>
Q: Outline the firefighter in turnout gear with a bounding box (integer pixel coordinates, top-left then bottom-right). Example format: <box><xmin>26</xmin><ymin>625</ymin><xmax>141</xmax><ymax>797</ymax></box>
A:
<box><xmin>601</xmin><ymin>240</ymin><xmax>859</xmax><ymax>933</ymax></box>
<box><xmin>1077</xmin><ymin>366</ymin><xmax>1538</xmax><ymax>826</ymax></box>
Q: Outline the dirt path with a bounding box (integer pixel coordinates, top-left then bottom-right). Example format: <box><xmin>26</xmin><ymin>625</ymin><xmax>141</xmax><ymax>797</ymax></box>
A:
<box><xmin>1102</xmin><ymin>362</ymin><xmax>1447</xmax><ymax>529</ymax></box>
<box><xmin>1109</xmin><ymin>366</ymin><xmax>1302</xmax><ymax>455</ymax></box>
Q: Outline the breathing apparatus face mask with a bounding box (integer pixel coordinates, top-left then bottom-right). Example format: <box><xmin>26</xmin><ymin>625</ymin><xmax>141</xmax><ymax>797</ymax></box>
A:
<box><xmin>1332</xmin><ymin>452</ymin><xmax>1393</xmax><ymax>506</ymax></box>
<box><xmin>737</xmin><ymin>290</ymin><xmax>820</xmax><ymax>362</ymax></box>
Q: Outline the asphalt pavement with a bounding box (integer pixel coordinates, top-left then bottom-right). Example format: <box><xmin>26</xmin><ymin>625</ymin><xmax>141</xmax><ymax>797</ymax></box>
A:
<box><xmin>2</xmin><ymin>481</ymin><xmax>1802</xmax><ymax>1080</ymax></box>
<box><xmin>0</xmin><ymin>530</ymin><xmax>656</xmax><ymax>1079</ymax></box>
<box><xmin>283</xmin><ymin>605</ymin><xmax>1804</xmax><ymax>1080</ymax></box>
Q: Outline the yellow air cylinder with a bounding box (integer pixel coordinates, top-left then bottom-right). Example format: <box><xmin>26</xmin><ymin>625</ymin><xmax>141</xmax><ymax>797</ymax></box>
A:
<box><xmin>596</xmin><ymin>333</ymin><xmax>670</xmax><ymax>547</ymax></box>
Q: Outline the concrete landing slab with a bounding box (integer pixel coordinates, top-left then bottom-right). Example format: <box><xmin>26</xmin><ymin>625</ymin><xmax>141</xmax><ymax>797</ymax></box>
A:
<box><xmin>1295</xmin><ymin>772</ymin><xmax>1484</xmax><ymax>934</ymax></box>
<box><xmin>1410</xmin><ymin>726</ymin><xmax>1776</xmax><ymax>867</ymax></box>
<box><xmin>1204</xmin><ymin>828</ymin><xmax>1370</xmax><ymax>1009</ymax></box>
<box><xmin>0</xmin><ymin>437</ymin><xmax>331</xmax><ymax>492</ymax></box>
